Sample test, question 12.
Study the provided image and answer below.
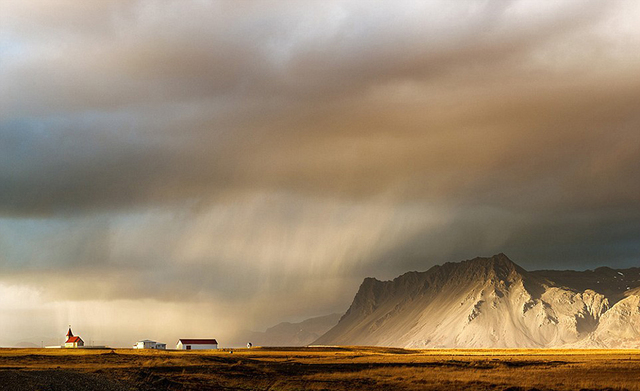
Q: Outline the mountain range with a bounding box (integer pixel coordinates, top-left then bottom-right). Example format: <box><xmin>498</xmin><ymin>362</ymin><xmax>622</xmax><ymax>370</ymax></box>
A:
<box><xmin>314</xmin><ymin>254</ymin><xmax>640</xmax><ymax>348</ymax></box>
<box><xmin>230</xmin><ymin>313</ymin><xmax>341</xmax><ymax>347</ymax></box>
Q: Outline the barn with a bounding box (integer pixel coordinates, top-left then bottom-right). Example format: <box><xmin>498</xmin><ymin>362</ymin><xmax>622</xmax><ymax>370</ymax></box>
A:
<box><xmin>176</xmin><ymin>339</ymin><xmax>218</xmax><ymax>350</ymax></box>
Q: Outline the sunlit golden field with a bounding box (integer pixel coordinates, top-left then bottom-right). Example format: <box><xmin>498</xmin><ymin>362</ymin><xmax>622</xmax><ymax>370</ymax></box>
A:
<box><xmin>1</xmin><ymin>346</ymin><xmax>639</xmax><ymax>390</ymax></box>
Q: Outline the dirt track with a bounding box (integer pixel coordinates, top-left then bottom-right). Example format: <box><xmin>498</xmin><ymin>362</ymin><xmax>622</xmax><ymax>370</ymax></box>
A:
<box><xmin>1</xmin><ymin>347</ymin><xmax>639</xmax><ymax>390</ymax></box>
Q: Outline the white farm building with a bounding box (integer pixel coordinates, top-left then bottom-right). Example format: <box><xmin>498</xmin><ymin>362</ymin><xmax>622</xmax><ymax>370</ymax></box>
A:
<box><xmin>176</xmin><ymin>339</ymin><xmax>218</xmax><ymax>350</ymax></box>
<box><xmin>133</xmin><ymin>340</ymin><xmax>166</xmax><ymax>350</ymax></box>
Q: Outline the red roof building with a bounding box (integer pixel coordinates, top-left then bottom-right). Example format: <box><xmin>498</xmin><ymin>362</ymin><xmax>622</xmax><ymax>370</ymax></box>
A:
<box><xmin>66</xmin><ymin>336</ymin><xmax>82</xmax><ymax>343</ymax></box>
<box><xmin>64</xmin><ymin>326</ymin><xmax>84</xmax><ymax>348</ymax></box>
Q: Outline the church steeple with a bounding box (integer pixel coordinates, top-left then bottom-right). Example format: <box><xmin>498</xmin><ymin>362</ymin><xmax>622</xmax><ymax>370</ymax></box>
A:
<box><xmin>66</xmin><ymin>325</ymin><xmax>73</xmax><ymax>338</ymax></box>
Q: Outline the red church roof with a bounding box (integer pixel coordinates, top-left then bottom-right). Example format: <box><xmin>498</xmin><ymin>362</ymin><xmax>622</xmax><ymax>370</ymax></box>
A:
<box><xmin>66</xmin><ymin>336</ymin><xmax>83</xmax><ymax>343</ymax></box>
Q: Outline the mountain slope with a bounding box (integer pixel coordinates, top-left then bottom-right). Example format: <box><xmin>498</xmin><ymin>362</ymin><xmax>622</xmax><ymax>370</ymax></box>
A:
<box><xmin>591</xmin><ymin>293</ymin><xmax>640</xmax><ymax>347</ymax></box>
<box><xmin>233</xmin><ymin>313</ymin><xmax>341</xmax><ymax>347</ymax></box>
<box><xmin>315</xmin><ymin>254</ymin><xmax>640</xmax><ymax>348</ymax></box>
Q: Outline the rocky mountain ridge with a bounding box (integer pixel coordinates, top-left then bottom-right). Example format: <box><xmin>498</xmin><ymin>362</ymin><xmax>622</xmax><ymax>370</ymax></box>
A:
<box><xmin>315</xmin><ymin>254</ymin><xmax>640</xmax><ymax>348</ymax></box>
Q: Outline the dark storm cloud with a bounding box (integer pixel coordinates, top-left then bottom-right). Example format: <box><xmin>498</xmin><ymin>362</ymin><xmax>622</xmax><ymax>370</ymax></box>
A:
<box><xmin>1</xmin><ymin>0</ymin><xmax>640</xmax><ymax>339</ymax></box>
<box><xmin>2</xmin><ymin>0</ymin><xmax>633</xmax><ymax>214</ymax></box>
<box><xmin>367</xmin><ymin>207</ymin><xmax>640</xmax><ymax>278</ymax></box>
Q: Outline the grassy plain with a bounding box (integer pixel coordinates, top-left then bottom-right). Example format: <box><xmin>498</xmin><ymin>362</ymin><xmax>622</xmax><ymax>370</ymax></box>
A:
<box><xmin>0</xmin><ymin>346</ymin><xmax>639</xmax><ymax>390</ymax></box>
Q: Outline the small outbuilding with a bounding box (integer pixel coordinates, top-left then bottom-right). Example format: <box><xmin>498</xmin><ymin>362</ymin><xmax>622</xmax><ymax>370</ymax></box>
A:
<box><xmin>64</xmin><ymin>326</ymin><xmax>84</xmax><ymax>348</ymax></box>
<box><xmin>133</xmin><ymin>340</ymin><xmax>166</xmax><ymax>350</ymax></box>
<box><xmin>176</xmin><ymin>339</ymin><xmax>218</xmax><ymax>350</ymax></box>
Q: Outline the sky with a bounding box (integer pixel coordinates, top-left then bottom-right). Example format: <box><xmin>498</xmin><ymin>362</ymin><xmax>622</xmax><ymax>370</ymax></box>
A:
<box><xmin>1</xmin><ymin>0</ymin><xmax>640</xmax><ymax>347</ymax></box>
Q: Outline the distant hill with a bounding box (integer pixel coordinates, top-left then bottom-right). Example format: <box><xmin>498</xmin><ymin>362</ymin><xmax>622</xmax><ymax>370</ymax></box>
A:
<box><xmin>14</xmin><ymin>341</ymin><xmax>40</xmax><ymax>348</ymax></box>
<box><xmin>232</xmin><ymin>313</ymin><xmax>341</xmax><ymax>347</ymax></box>
<box><xmin>315</xmin><ymin>254</ymin><xmax>640</xmax><ymax>348</ymax></box>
